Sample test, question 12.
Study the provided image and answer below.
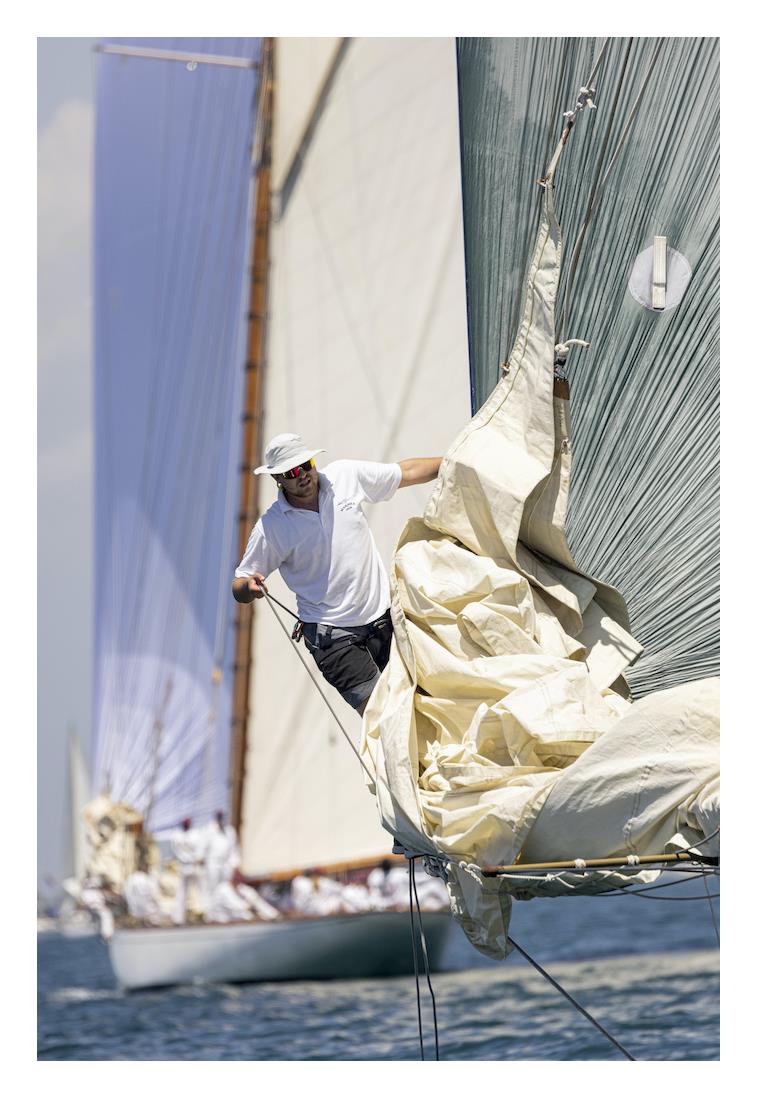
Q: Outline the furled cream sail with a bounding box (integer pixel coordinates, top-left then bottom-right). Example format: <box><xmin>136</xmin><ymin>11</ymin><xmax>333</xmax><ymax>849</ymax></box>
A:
<box><xmin>361</xmin><ymin>178</ymin><xmax>719</xmax><ymax>958</ymax></box>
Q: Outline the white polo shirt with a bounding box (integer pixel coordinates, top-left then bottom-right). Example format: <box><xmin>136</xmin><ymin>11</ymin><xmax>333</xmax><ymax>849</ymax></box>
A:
<box><xmin>236</xmin><ymin>459</ymin><xmax>402</xmax><ymax>626</ymax></box>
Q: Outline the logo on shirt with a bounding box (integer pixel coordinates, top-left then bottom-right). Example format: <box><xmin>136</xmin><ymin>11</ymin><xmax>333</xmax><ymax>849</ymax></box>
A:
<box><xmin>335</xmin><ymin>498</ymin><xmax>358</xmax><ymax>513</ymax></box>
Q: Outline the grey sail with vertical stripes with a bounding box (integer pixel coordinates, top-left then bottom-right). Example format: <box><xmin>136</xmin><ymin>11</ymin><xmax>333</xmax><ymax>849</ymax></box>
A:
<box><xmin>457</xmin><ymin>37</ymin><xmax>719</xmax><ymax>696</ymax></box>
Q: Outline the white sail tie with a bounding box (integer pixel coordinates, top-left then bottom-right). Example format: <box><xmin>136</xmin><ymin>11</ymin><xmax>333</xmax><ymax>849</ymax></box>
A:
<box><xmin>554</xmin><ymin>338</ymin><xmax>590</xmax><ymax>360</ymax></box>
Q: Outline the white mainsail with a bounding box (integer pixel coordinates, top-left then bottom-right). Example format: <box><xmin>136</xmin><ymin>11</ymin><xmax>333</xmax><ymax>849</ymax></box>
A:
<box><xmin>239</xmin><ymin>38</ymin><xmax>471</xmax><ymax>875</ymax></box>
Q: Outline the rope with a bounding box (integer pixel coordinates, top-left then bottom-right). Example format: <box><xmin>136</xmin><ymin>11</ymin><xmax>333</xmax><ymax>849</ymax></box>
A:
<box><xmin>408</xmin><ymin>865</ymin><xmax>425</xmax><ymax>1060</ymax></box>
<box><xmin>263</xmin><ymin>589</ymin><xmax>300</xmax><ymax>621</ymax></box>
<box><xmin>702</xmin><ymin>872</ymin><xmax>720</xmax><ymax>945</ymax></box>
<box><xmin>596</xmin><ymin>886</ymin><xmax>720</xmax><ymax>901</ymax></box>
<box><xmin>410</xmin><ymin>858</ymin><xmax>440</xmax><ymax>1060</ymax></box>
<box><xmin>557</xmin><ymin>36</ymin><xmax>633</xmax><ymax>345</ymax></box>
<box><xmin>680</xmin><ymin>826</ymin><xmax>721</xmax><ymax>855</ymax></box>
<box><xmin>593</xmin><ymin>868</ymin><xmax>720</xmax><ymax>900</ymax></box>
<box><xmin>543</xmin><ymin>38</ymin><xmax>610</xmax><ymax>183</ymax></box>
<box><xmin>263</xmin><ymin>596</ymin><xmax>443</xmax><ymax>1060</ymax></box>
<box><xmin>559</xmin><ymin>36</ymin><xmax>665</xmax><ymax>344</ymax></box>
<box><xmin>554</xmin><ymin>338</ymin><xmax>590</xmax><ymax>361</ymax></box>
<box><xmin>262</xmin><ymin>594</ymin><xmax>378</xmax><ymax>784</ymax></box>
<box><xmin>507</xmin><ymin>937</ymin><xmax>636</xmax><ymax>1060</ymax></box>
<box><xmin>583</xmin><ymin>39</ymin><xmax>611</xmax><ymax>99</ymax></box>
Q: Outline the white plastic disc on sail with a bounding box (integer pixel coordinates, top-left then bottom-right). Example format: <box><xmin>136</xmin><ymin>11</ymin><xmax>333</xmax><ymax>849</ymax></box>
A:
<box><xmin>627</xmin><ymin>242</ymin><xmax>692</xmax><ymax>312</ymax></box>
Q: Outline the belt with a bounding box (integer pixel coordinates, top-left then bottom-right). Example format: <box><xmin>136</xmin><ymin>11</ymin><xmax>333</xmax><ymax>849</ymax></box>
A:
<box><xmin>303</xmin><ymin>609</ymin><xmax>391</xmax><ymax>650</ymax></box>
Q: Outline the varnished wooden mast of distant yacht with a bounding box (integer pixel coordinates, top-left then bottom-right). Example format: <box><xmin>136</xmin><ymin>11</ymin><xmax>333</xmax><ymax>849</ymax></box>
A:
<box><xmin>229</xmin><ymin>38</ymin><xmax>274</xmax><ymax>832</ymax></box>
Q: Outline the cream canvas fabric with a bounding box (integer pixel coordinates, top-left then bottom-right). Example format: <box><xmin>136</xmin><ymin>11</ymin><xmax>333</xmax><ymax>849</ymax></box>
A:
<box><xmin>360</xmin><ymin>182</ymin><xmax>720</xmax><ymax>958</ymax></box>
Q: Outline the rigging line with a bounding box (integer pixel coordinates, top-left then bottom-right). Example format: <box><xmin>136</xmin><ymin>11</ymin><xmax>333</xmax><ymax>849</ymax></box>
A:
<box><xmin>261</xmin><ymin>594</ymin><xmax>381</xmax><ymax>786</ymax></box>
<box><xmin>595</xmin><ymin>889</ymin><xmax>720</xmax><ymax>901</ymax></box>
<box><xmin>303</xmin><ymin>184</ymin><xmax>388</xmax><ymax>421</ymax></box>
<box><xmin>261</xmin><ymin>593</ymin><xmax>444</xmax><ymax>853</ymax></box>
<box><xmin>502</xmin><ymin>866</ymin><xmax>720</xmax><ymax>884</ymax></box>
<box><xmin>507</xmin><ymin>937</ymin><xmax>636</xmax><ymax>1061</ymax></box>
<box><xmin>408</xmin><ymin>860</ymin><xmax>426</xmax><ymax>1061</ymax></box>
<box><xmin>557</xmin><ymin>36</ymin><xmax>633</xmax><ymax>346</ymax></box>
<box><xmin>679</xmin><ymin>826</ymin><xmax>720</xmax><ymax>854</ymax></box>
<box><xmin>263</xmin><ymin>590</ymin><xmax>300</xmax><ymax>621</ymax></box>
<box><xmin>410</xmin><ymin>858</ymin><xmax>440</xmax><ymax>1061</ymax></box>
<box><xmin>543</xmin><ymin>37</ymin><xmax>610</xmax><ymax>184</ymax></box>
<box><xmin>702</xmin><ymin>872</ymin><xmax>720</xmax><ymax>946</ymax></box>
<box><xmin>595</xmin><ymin>870</ymin><xmax>719</xmax><ymax>895</ymax></box>
<box><xmin>584</xmin><ymin>37</ymin><xmax>611</xmax><ymax>95</ymax></box>
<box><xmin>559</xmin><ymin>36</ymin><xmax>666</xmax><ymax>344</ymax></box>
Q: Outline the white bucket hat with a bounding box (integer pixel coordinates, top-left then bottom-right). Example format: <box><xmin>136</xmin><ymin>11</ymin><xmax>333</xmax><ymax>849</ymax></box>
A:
<box><xmin>254</xmin><ymin>433</ymin><xmax>325</xmax><ymax>476</ymax></box>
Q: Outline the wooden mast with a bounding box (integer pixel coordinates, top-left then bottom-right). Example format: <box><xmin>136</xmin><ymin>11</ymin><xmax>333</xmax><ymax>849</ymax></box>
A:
<box><xmin>229</xmin><ymin>38</ymin><xmax>274</xmax><ymax>832</ymax></box>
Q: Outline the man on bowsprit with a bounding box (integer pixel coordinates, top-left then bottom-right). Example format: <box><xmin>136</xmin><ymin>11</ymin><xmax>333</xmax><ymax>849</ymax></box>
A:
<box><xmin>232</xmin><ymin>433</ymin><xmax>441</xmax><ymax>715</ymax></box>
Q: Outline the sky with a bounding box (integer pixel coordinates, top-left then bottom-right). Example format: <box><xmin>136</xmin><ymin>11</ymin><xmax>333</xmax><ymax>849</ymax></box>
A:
<box><xmin>37</xmin><ymin>37</ymin><xmax>98</xmax><ymax>891</ymax></box>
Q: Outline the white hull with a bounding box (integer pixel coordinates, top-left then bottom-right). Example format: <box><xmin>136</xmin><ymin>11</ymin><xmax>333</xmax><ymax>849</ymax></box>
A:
<box><xmin>110</xmin><ymin>910</ymin><xmax>452</xmax><ymax>990</ymax></box>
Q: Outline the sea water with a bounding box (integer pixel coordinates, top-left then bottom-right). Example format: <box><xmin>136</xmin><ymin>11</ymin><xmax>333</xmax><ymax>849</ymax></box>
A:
<box><xmin>38</xmin><ymin>876</ymin><xmax>719</xmax><ymax>1061</ymax></box>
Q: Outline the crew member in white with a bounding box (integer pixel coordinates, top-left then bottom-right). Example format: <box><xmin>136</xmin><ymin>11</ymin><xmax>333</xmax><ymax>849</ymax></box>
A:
<box><xmin>171</xmin><ymin>817</ymin><xmax>206</xmax><ymax>924</ymax></box>
<box><xmin>233</xmin><ymin>433</ymin><xmax>441</xmax><ymax>714</ymax></box>
<box><xmin>203</xmin><ymin>810</ymin><xmax>240</xmax><ymax>900</ymax></box>
<box><xmin>123</xmin><ymin>867</ymin><xmax>164</xmax><ymax>925</ymax></box>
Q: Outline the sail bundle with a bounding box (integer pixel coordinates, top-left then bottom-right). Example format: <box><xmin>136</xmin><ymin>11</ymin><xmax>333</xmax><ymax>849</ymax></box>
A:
<box><xmin>361</xmin><ymin>41</ymin><xmax>719</xmax><ymax>957</ymax></box>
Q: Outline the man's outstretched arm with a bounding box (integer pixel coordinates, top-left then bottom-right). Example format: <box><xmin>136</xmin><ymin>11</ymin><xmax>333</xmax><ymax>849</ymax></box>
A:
<box><xmin>397</xmin><ymin>457</ymin><xmax>442</xmax><ymax>488</ymax></box>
